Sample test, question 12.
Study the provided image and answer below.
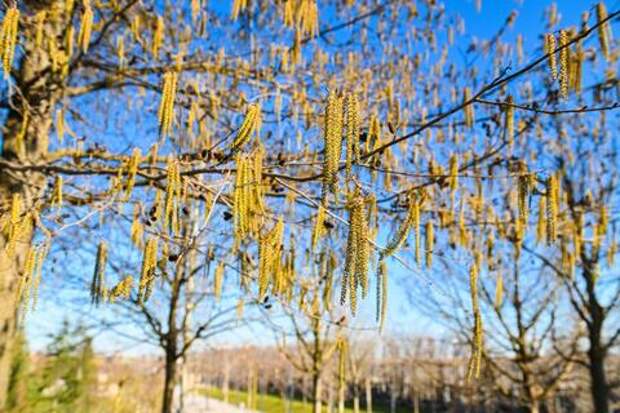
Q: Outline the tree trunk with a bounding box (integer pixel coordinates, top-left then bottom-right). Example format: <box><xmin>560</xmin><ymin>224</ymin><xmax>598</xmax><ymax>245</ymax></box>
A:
<box><xmin>312</xmin><ymin>373</ymin><xmax>322</xmax><ymax>413</ymax></box>
<box><xmin>365</xmin><ymin>377</ymin><xmax>372</xmax><ymax>413</ymax></box>
<box><xmin>588</xmin><ymin>344</ymin><xmax>609</xmax><ymax>413</ymax></box>
<box><xmin>0</xmin><ymin>1</ymin><xmax>66</xmax><ymax>407</ymax></box>
<box><xmin>583</xmin><ymin>260</ymin><xmax>609</xmax><ymax>413</ymax></box>
<box><xmin>413</xmin><ymin>390</ymin><xmax>420</xmax><ymax>413</ymax></box>
<box><xmin>162</xmin><ymin>349</ymin><xmax>178</xmax><ymax>413</ymax></box>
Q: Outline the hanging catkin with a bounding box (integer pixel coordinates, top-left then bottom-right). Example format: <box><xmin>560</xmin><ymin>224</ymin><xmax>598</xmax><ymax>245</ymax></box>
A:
<box><xmin>158</xmin><ymin>72</ymin><xmax>178</xmax><ymax>137</ymax></box>
<box><xmin>91</xmin><ymin>241</ymin><xmax>108</xmax><ymax>305</ymax></box>
<box><xmin>344</xmin><ymin>92</ymin><xmax>360</xmax><ymax>180</ymax></box>
<box><xmin>109</xmin><ymin>276</ymin><xmax>133</xmax><ymax>302</ymax></box>
<box><xmin>78</xmin><ymin>0</ymin><xmax>94</xmax><ymax>53</ymax></box>
<box><xmin>311</xmin><ymin>204</ymin><xmax>326</xmax><ymax>251</ymax></box>
<box><xmin>425</xmin><ymin>221</ymin><xmax>434</xmax><ymax>268</ymax></box>
<box><xmin>544</xmin><ymin>33</ymin><xmax>558</xmax><ymax>80</ymax></box>
<box><xmin>341</xmin><ymin>189</ymin><xmax>368</xmax><ymax>315</ymax></box>
<box><xmin>558</xmin><ymin>30</ymin><xmax>569</xmax><ymax>99</ymax></box>
<box><xmin>494</xmin><ymin>273</ymin><xmax>503</xmax><ymax>309</ymax></box>
<box><xmin>138</xmin><ymin>238</ymin><xmax>158</xmax><ymax>303</ymax></box>
<box><xmin>232</xmin><ymin>103</ymin><xmax>261</xmax><ymax>150</ymax></box>
<box><xmin>466</xmin><ymin>259</ymin><xmax>483</xmax><ymax>381</ymax></box>
<box><xmin>596</xmin><ymin>2</ymin><xmax>612</xmax><ymax>61</ymax></box>
<box><xmin>258</xmin><ymin>217</ymin><xmax>284</xmax><ymax>298</ymax></box>
<box><xmin>323</xmin><ymin>91</ymin><xmax>344</xmax><ymax>196</ymax></box>
<box><xmin>381</xmin><ymin>193</ymin><xmax>418</xmax><ymax>259</ymax></box>
<box><xmin>546</xmin><ymin>175</ymin><xmax>559</xmax><ymax>244</ymax></box>
<box><xmin>376</xmin><ymin>260</ymin><xmax>388</xmax><ymax>331</ymax></box>
<box><xmin>504</xmin><ymin>96</ymin><xmax>514</xmax><ymax>146</ymax></box>
<box><xmin>1</xmin><ymin>6</ymin><xmax>19</xmax><ymax>79</ymax></box>
<box><xmin>214</xmin><ymin>261</ymin><xmax>224</xmax><ymax>302</ymax></box>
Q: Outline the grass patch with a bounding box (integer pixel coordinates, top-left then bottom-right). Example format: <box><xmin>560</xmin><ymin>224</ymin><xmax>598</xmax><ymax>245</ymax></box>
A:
<box><xmin>199</xmin><ymin>386</ymin><xmax>411</xmax><ymax>413</ymax></box>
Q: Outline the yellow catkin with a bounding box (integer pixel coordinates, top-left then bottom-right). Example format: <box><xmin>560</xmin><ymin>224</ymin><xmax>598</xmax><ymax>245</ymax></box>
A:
<box><xmin>323</xmin><ymin>91</ymin><xmax>344</xmax><ymax>196</ymax></box>
<box><xmin>1</xmin><ymin>6</ymin><xmax>19</xmax><ymax>79</ymax></box>
<box><xmin>65</xmin><ymin>25</ymin><xmax>75</xmax><ymax>60</ymax></box>
<box><xmin>546</xmin><ymin>175</ymin><xmax>558</xmax><ymax>244</ymax></box>
<box><xmin>536</xmin><ymin>195</ymin><xmax>546</xmax><ymax>244</ymax></box>
<box><xmin>163</xmin><ymin>157</ymin><xmax>181</xmax><ymax>233</ymax></box>
<box><xmin>5</xmin><ymin>193</ymin><xmax>23</xmax><ymax>257</ymax></box>
<box><xmin>463</xmin><ymin>87</ymin><xmax>474</xmax><ymax>128</ymax></box>
<box><xmin>52</xmin><ymin>176</ymin><xmax>63</xmax><ymax>208</ymax></box>
<box><xmin>311</xmin><ymin>204</ymin><xmax>326</xmax><ymax>251</ymax></box>
<box><xmin>448</xmin><ymin>154</ymin><xmax>458</xmax><ymax>203</ymax></box>
<box><xmin>466</xmin><ymin>259</ymin><xmax>483</xmax><ymax>381</ymax></box>
<box><xmin>130</xmin><ymin>205</ymin><xmax>143</xmax><ymax>248</ymax></box>
<box><xmin>517</xmin><ymin>162</ymin><xmax>530</xmax><ymax>223</ymax></box>
<box><xmin>117</xmin><ymin>35</ymin><xmax>125</xmax><ymax>68</ymax></box>
<box><xmin>91</xmin><ymin>242</ymin><xmax>108</xmax><ymax>305</ymax></box>
<box><xmin>425</xmin><ymin>221</ymin><xmax>434</xmax><ymax>268</ymax></box>
<box><xmin>231</xmin><ymin>0</ymin><xmax>249</xmax><ymax>20</ymax></box>
<box><xmin>124</xmin><ymin>148</ymin><xmax>141</xmax><ymax>198</ymax></box>
<box><xmin>505</xmin><ymin>96</ymin><xmax>514</xmax><ymax>147</ymax></box>
<box><xmin>381</xmin><ymin>193</ymin><xmax>418</xmax><ymax>259</ymax></box>
<box><xmin>292</xmin><ymin>0</ymin><xmax>319</xmax><ymax>37</ymax></box>
<box><xmin>596</xmin><ymin>2</ymin><xmax>612</xmax><ymax>61</ymax></box>
<box><xmin>56</xmin><ymin>108</ymin><xmax>65</xmax><ymax>142</ymax></box>
<box><xmin>345</xmin><ymin>93</ymin><xmax>360</xmax><ymax>180</ymax></box>
<box><xmin>152</xmin><ymin>15</ymin><xmax>165</xmax><ymax>57</ymax></box>
<box><xmin>232</xmin><ymin>103</ymin><xmax>261</xmax><ymax>150</ymax></box>
<box><xmin>233</xmin><ymin>153</ymin><xmax>263</xmax><ymax>244</ymax></box>
<box><xmin>495</xmin><ymin>273</ymin><xmax>503</xmax><ymax>309</ymax></box>
<box><xmin>131</xmin><ymin>14</ymin><xmax>142</xmax><ymax>42</ymax></box>
<box><xmin>78</xmin><ymin>0</ymin><xmax>94</xmax><ymax>53</ymax></box>
<box><xmin>376</xmin><ymin>260</ymin><xmax>388</xmax><ymax>331</ymax></box>
<box><xmin>544</xmin><ymin>33</ymin><xmax>557</xmax><ymax>80</ymax></box>
<box><xmin>558</xmin><ymin>30</ymin><xmax>569</xmax><ymax>99</ymax></box>
<box><xmin>138</xmin><ymin>238</ymin><xmax>158</xmax><ymax>303</ymax></box>
<box><xmin>258</xmin><ymin>217</ymin><xmax>284</xmax><ymax>298</ymax></box>
<box><xmin>341</xmin><ymin>189</ymin><xmax>368</xmax><ymax>314</ymax></box>
<box><xmin>109</xmin><ymin>276</ymin><xmax>133</xmax><ymax>302</ymax></box>
<box><xmin>214</xmin><ymin>261</ymin><xmax>224</xmax><ymax>302</ymax></box>
<box><xmin>34</xmin><ymin>11</ymin><xmax>46</xmax><ymax>49</ymax></box>
<box><xmin>158</xmin><ymin>71</ymin><xmax>178</xmax><ymax>137</ymax></box>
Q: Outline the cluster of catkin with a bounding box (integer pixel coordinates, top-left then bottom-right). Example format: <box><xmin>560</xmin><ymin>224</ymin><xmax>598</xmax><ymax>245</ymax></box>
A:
<box><xmin>283</xmin><ymin>0</ymin><xmax>319</xmax><ymax>37</ymax></box>
<box><xmin>340</xmin><ymin>189</ymin><xmax>369</xmax><ymax>316</ymax></box>
<box><xmin>258</xmin><ymin>217</ymin><xmax>284</xmax><ymax>299</ymax></box>
<box><xmin>158</xmin><ymin>72</ymin><xmax>178</xmax><ymax>137</ymax></box>
<box><xmin>138</xmin><ymin>237</ymin><xmax>158</xmax><ymax>303</ymax></box>
<box><xmin>233</xmin><ymin>149</ymin><xmax>265</xmax><ymax>244</ymax></box>
<box><xmin>2</xmin><ymin>194</ymin><xmax>32</xmax><ymax>258</ymax></box>
<box><xmin>17</xmin><ymin>242</ymin><xmax>49</xmax><ymax>316</ymax></box>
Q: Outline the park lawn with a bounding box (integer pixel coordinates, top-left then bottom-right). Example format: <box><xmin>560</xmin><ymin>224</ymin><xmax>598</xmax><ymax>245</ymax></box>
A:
<box><xmin>200</xmin><ymin>386</ymin><xmax>410</xmax><ymax>413</ymax></box>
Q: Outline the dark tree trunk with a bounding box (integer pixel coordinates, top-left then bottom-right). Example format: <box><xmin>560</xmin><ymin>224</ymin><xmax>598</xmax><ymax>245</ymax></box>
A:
<box><xmin>584</xmin><ymin>259</ymin><xmax>609</xmax><ymax>413</ymax></box>
<box><xmin>162</xmin><ymin>347</ymin><xmax>178</xmax><ymax>413</ymax></box>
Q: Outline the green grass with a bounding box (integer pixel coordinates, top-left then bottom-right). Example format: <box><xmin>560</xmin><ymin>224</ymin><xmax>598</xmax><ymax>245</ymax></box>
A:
<box><xmin>199</xmin><ymin>386</ymin><xmax>411</xmax><ymax>413</ymax></box>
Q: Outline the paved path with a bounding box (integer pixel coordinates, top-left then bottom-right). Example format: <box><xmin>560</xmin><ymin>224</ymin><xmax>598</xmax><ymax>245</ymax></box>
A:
<box><xmin>180</xmin><ymin>394</ymin><xmax>262</xmax><ymax>413</ymax></box>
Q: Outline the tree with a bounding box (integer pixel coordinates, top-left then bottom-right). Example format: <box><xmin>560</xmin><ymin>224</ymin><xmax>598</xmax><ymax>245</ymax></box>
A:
<box><xmin>0</xmin><ymin>0</ymin><xmax>618</xmax><ymax>409</ymax></box>
<box><xmin>28</xmin><ymin>320</ymin><xmax>98</xmax><ymax>413</ymax></box>
<box><xmin>275</xmin><ymin>261</ymin><xmax>341</xmax><ymax>413</ymax></box>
